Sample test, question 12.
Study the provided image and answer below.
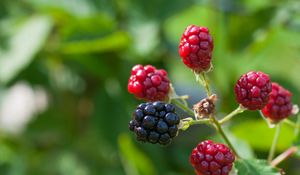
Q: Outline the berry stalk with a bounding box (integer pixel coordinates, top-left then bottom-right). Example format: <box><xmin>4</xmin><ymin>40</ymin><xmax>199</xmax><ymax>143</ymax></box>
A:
<box><xmin>171</xmin><ymin>99</ymin><xmax>194</xmax><ymax>117</ymax></box>
<box><xmin>268</xmin><ymin>124</ymin><xmax>281</xmax><ymax>163</ymax></box>
<box><xmin>271</xmin><ymin>146</ymin><xmax>298</xmax><ymax>167</ymax></box>
<box><xmin>294</xmin><ymin>114</ymin><xmax>300</xmax><ymax>142</ymax></box>
<box><xmin>188</xmin><ymin>118</ymin><xmax>211</xmax><ymax>126</ymax></box>
<box><xmin>195</xmin><ymin>72</ymin><xmax>212</xmax><ymax>97</ymax></box>
<box><xmin>283</xmin><ymin>119</ymin><xmax>300</xmax><ymax>129</ymax></box>
<box><xmin>179</xmin><ymin>118</ymin><xmax>211</xmax><ymax>130</ymax></box>
<box><xmin>219</xmin><ymin>105</ymin><xmax>246</xmax><ymax>125</ymax></box>
<box><xmin>201</xmin><ymin>73</ymin><xmax>212</xmax><ymax>96</ymax></box>
<box><xmin>210</xmin><ymin>115</ymin><xmax>240</xmax><ymax>158</ymax></box>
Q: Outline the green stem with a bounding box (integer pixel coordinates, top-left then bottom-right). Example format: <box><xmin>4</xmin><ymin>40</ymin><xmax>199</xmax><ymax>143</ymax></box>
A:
<box><xmin>219</xmin><ymin>105</ymin><xmax>246</xmax><ymax>124</ymax></box>
<box><xmin>179</xmin><ymin>96</ymin><xmax>188</xmax><ymax>106</ymax></box>
<box><xmin>200</xmin><ymin>73</ymin><xmax>212</xmax><ymax>97</ymax></box>
<box><xmin>188</xmin><ymin>118</ymin><xmax>211</xmax><ymax>126</ymax></box>
<box><xmin>268</xmin><ymin>124</ymin><xmax>281</xmax><ymax>163</ymax></box>
<box><xmin>294</xmin><ymin>114</ymin><xmax>300</xmax><ymax>143</ymax></box>
<box><xmin>194</xmin><ymin>72</ymin><xmax>212</xmax><ymax>97</ymax></box>
<box><xmin>171</xmin><ymin>99</ymin><xmax>194</xmax><ymax>116</ymax></box>
<box><xmin>283</xmin><ymin>119</ymin><xmax>299</xmax><ymax>128</ymax></box>
<box><xmin>271</xmin><ymin>146</ymin><xmax>298</xmax><ymax>167</ymax></box>
<box><xmin>179</xmin><ymin>118</ymin><xmax>211</xmax><ymax>131</ymax></box>
<box><xmin>210</xmin><ymin>115</ymin><xmax>240</xmax><ymax>158</ymax></box>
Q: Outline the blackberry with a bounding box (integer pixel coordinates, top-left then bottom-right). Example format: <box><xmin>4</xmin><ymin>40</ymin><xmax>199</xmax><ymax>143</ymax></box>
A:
<box><xmin>128</xmin><ymin>65</ymin><xmax>170</xmax><ymax>101</ymax></box>
<box><xmin>190</xmin><ymin>140</ymin><xmax>235</xmax><ymax>175</ymax></box>
<box><xmin>262</xmin><ymin>82</ymin><xmax>293</xmax><ymax>123</ymax></box>
<box><xmin>128</xmin><ymin>102</ymin><xmax>180</xmax><ymax>145</ymax></box>
<box><xmin>179</xmin><ymin>25</ymin><xmax>214</xmax><ymax>73</ymax></box>
<box><xmin>234</xmin><ymin>71</ymin><xmax>272</xmax><ymax>110</ymax></box>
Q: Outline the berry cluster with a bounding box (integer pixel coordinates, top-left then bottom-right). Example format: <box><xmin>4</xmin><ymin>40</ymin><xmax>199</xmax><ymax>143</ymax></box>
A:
<box><xmin>179</xmin><ymin>25</ymin><xmax>214</xmax><ymax>73</ymax></box>
<box><xmin>127</xmin><ymin>23</ymin><xmax>296</xmax><ymax>175</ymax></box>
<box><xmin>190</xmin><ymin>140</ymin><xmax>235</xmax><ymax>175</ymax></box>
<box><xmin>128</xmin><ymin>102</ymin><xmax>180</xmax><ymax>145</ymax></box>
<box><xmin>262</xmin><ymin>83</ymin><xmax>293</xmax><ymax>123</ymax></box>
<box><xmin>234</xmin><ymin>71</ymin><xmax>272</xmax><ymax>110</ymax></box>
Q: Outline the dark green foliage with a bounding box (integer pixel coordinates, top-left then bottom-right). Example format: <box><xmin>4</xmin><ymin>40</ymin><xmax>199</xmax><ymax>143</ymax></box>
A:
<box><xmin>0</xmin><ymin>0</ymin><xmax>300</xmax><ymax>174</ymax></box>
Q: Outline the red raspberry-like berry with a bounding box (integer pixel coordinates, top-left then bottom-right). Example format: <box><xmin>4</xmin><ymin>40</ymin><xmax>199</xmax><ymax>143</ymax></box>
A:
<box><xmin>190</xmin><ymin>140</ymin><xmax>235</xmax><ymax>175</ymax></box>
<box><xmin>179</xmin><ymin>25</ymin><xmax>214</xmax><ymax>73</ymax></box>
<box><xmin>262</xmin><ymin>83</ymin><xmax>293</xmax><ymax>123</ymax></box>
<box><xmin>234</xmin><ymin>71</ymin><xmax>272</xmax><ymax>110</ymax></box>
<box><xmin>128</xmin><ymin>65</ymin><xmax>170</xmax><ymax>101</ymax></box>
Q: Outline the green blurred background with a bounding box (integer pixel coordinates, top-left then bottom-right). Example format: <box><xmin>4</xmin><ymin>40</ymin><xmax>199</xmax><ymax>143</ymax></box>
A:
<box><xmin>0</xmin><ymin>0</ymin><xmax>300</xmax><ymax>174</ymax></box>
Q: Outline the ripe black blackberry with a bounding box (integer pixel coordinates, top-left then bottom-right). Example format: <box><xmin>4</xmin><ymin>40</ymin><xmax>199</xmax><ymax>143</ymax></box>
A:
<box><xmin>129</xmin><ymin>101</ymin><xmax>180</xmax><ymax>145</ymax></box>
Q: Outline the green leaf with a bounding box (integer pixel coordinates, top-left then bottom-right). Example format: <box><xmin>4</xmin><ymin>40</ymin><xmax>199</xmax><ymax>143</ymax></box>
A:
<box><xmin>232</xmin><ymin>120</ymin><xmax>294</xmax><ymax>151</ymax></box>
<box><xmin>30</xmin><ymin>0</ymin><xmax>96</xmax><ymax>17</ymax></box>
<box><xmin>118</xmin><ymin>134</ymin><xmax>156</xmax><ymax>175</ymax></box>
<box><xmin>210</xmin><ymin>130</ymin><xmax>255</xmax><ymax>159</ymax></box>
<box><xmin>242</xmin><ymin>0</ymin><xmax>275</xmax><ymax>12</ymax></box>
<box><xmin>60</xmin><ymin>31</ymin><xmax>130</xmax><ymax>54</ymax></box>
<box><xmin>164</xmin><ymin>5</ymin><xmax>218</xmax><ymax>44</ymax></box>
<box><xmin>293</xmin><ymin>115</ymin><xmax>300</xmax><ymax>145</ymax></box>
<box><xmin>130</xmin><ymin>21</ymin><xmax>159</xmax><ymax>57</ymax></box>
<box><xmin>296</xmin><ymin>146</ymin><xmax>300</xmax><ymax>158</ymax></box>
<box><xmin>0</xmin><ymin>16</ymin><xmax>53</xmax><ymax>84</ymax></box>
<box><xmin>228</xmin><ymin>134</ymin><xmax>255</xmax><ymax>159</ymax></box>
<box><xmin>235</xmin><ymin>159</ymin><xmax>281</xmax><ymax>175</ymax></box>
<box><xmin>0</xmin><ymin>143</ymin><xmax>15</xmax><ymax>164</ymax></box>
<box><xmin>57</xmin><ymin>153</ymin><xmax>89</xmax><ymax>175</ymax></box>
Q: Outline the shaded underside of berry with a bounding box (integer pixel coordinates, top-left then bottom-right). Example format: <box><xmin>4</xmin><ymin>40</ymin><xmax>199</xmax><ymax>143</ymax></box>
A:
<box><xmin>128</xmin><ymin>102</ymin><xmax>180</xmax><ymax>145</ymax></box>
<box><xmin>128</xmin><ymin>65</ymin><xmax>170</xmax><ymax>101</ymax></box>
<box><xmin>190</xmin><ymin>140</ymin><xmax>235</xmax><ymax>175</ymax></box>
<box><xmin>234</xmin><ymin>71</ymin><xmax>272</xmax><ymax>110</ymax></box>
<box><xmin>179</xmin><ymin>25</ymin><xmax>214</xmax><ymax>73</ymax></box>
<box><xmin>262</xmin><ymin>82</ymin><xmax>293</xmax><ymax>123</ymax></box>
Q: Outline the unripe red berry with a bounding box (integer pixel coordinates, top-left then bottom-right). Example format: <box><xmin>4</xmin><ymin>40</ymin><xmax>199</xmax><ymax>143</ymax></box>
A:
<box><xmin>234</xmin><ymin>71</ymin><xmax>272</xmax><ymax>110</ymax></box>
<box><xmin>179</xmin><ymin>25</ymin><xmax>214</xmax><ymax>73</ymax></box>
<box><xmin>190</xmin><ymin>140</ymin><xmax>235</xmax><ymax>175</ymax></box>
<box><xmin>128</xmin><ymin>65</ymin><xmax>170</xmax><ymax>101</ymax></box>
<box><xmin>262</xmin><ymin>82</ymin><xmax>293</xmax><ymax>123</ymax></box>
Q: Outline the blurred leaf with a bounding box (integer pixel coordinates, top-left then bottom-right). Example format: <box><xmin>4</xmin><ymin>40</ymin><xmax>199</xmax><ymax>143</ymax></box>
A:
<box><xmin>60</xmin><ymin>31</ymin><xmax>130</xmax><ymax>54</ymax></box>
<box><xmin>58</xmin><ymin>14</ymin><xmax>116</xmax><ymax>41</ymax></box>
<box><xmin>0</xmin><ymin>16</ymin><xmax>53</xmax><ymax>84</ymax></box>
<box><xmin>235</xmin><ymin>159</ymin><xmax>280</xmax><ymax>175</ymax></box>
<box><xmin>66</xmin><ymin>55</ymin><xmax>111</xmax><ymax>79</ymax></box>
<box><xmin>118</xmin><ymin>134</ymin><xmax>156</xmax><ymax>175</ymax></box>
<box><xmin>57</xmin><ymin>153</ymin><xmax>89</xmax><ymax>175</ymax></box>
<box><xmin>227</xmin><ymin>133</ymin><xmax>255</xmax><ymax>159</ymax></box>
<box><xmin>242</xmin><ymin>0</ymin><xmax>275</xmax><ymax>12</ymax></box>
<box><xmin>232</xmin><ymin>120</ymin><xmax>294</xmax><ymax>151</ymax></box>
<box><xmin>7</xmin><ymin>157</ymin><xmax>26</xmax><ymax>175</ymax></box>
<box><xmin>131</xmin><ymin>0</ymin><xmax>195</xmax><ymax>20</ymax></box>
<box><xmin>293</xmin><ymin>114</ymin><xmax>300</xmax><ymax>145</ymax></box>
<box><xmin>296</xmin><ymin>146</ymin><xmax>300</xmax><ymax>157</ymax></box>
<box><xmin>30</xmin><ymin>0</ymin><xmax>96</xmax><ymax>17</ymax></box>
<box><xmin>164</xmin><ymin>5</ymin><xmax>218</xmax><ymax>44</ymax></box>
<box><xmin>129</xmin><ymin>21</ymin><xmax>159</xmax><ymax>57</ymax></box>
<box><xmin>236</xmin><ymin>27</ymin><xmax>300</xmax><ymax>91</ymax></box>
<box><xmin>0</xmin><ymin>143</ymin><xmax>15</xmax><ymax>164</ymax></box>
<box><xmin>227</xmin><ymin>8</ymin><xmax>275</xmax><ymax>50</ymax></box>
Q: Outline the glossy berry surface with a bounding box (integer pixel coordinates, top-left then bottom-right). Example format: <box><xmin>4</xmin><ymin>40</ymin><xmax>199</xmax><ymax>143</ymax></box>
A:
<box><xmin>129</xmin><ymin>102</ymin><xmax>180</xmax><ymax>145</ymax></box>
<box><xmin>179</xmin><ymin>25</ymin><xmax>214</xmax><ymax>73</ymax></box>
<box><xmin>190</xmin><ymin>140</ymin><xmax>235</xmax><ymax>175</ymax></box>
<box><xmin>262</xmin><ymin>83</ymin><xmax>293</xmax><ymax>123</ymax></box>
<box><xmin>128</xmin><ymin>65</ymin><xmax>170</xmax><ymax>101</ymax></box>
<box><xmin>234</xmin><ymin>71</ymin><xmax>272</xmax><ymax>110</ymax></box>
